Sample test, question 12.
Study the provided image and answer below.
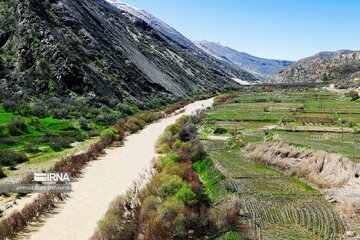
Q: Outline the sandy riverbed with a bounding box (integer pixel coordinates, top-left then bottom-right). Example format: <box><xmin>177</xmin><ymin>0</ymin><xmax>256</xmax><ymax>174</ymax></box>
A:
<box><xmin>19</xmin><ymin>98</ymin><xmax>213</xmax><ymax>240</ymax></box>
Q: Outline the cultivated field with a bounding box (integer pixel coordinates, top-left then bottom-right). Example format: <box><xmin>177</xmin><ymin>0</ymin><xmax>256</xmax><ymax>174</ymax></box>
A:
<box><xmin>197</xmin><ymin>90</ymin><xmax>359</xmax><ymax>239</ymax></box>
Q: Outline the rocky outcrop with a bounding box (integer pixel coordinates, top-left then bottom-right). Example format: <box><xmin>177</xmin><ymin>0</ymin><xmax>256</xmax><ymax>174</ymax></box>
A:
<box><xmin>267</xmin><ymin>50</ymin><xmax>360</xmax><ymax>84</ymax></box>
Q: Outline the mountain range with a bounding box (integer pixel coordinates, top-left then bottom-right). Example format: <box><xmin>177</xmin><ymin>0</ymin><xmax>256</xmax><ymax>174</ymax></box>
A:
<box><xmin>267</xmin><ymin>50</ymin><xmax>360</xmax><ymax>84</ymax></box>
<box><xmin>0</xmin><ymin>0</ymin><xmax>257</xmax><ymax>108</ymax></box>
<box><xmin>194</xmin><ymin>40</ymin><xmax>294</xmax><ymax>80</ymax></box>
<box><xmin>108</xmin><ymin>1</ymin><xmax>294</xmax><ymax>82</ymax></box>
<box><xmin>106</xmin><ymin>1</ymin><xmax>258</xmax><ymax>83</ymax></box>
<box><xmin>1</xmin><ymin>0</ymin><xmax>357</xmax><ymax>109</ymax></box>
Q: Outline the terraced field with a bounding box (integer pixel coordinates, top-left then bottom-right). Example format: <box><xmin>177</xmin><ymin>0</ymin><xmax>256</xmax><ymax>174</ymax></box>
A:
<box><xmin>197</xmin><ymin>91</ymin><xmax>353</xmax><ymax>239</ymax></box>
<box><xmin>202</xmin><ymin>139</ymin><xmax>344</xmax><ymax>239</ymax></box>
<box><xmin>274</xmin><ymin>131</ymin><xmax>360</xmax><ymax>160</ymax></box>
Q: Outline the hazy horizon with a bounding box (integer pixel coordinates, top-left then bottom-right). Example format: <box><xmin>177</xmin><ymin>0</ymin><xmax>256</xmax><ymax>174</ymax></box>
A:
<box><xmin>122</xmin><ymin>0</ymin><xmax>360</xmax><ymax>61</ymax></box>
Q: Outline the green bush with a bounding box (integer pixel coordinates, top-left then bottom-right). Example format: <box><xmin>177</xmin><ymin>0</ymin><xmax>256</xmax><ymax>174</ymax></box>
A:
<box><xmin>100</xmin><ymin>128</ymin><xmax>121</xmax><ymax>141</ymax></box>
<box><xmin>52</xmin><ymin>108</ymin><xmax>68</xmax><ymax>119</ymax></box>
<box><xmin>158</xmin><ymin>143</ymin><xmax>171</xmax><ymax>153</ymax></box>
<box><xmin>116</xmin><ymin>103</ymin><xmax>133</xmax><ymax>115</ymax></box>
<box><xmin>158</xmin><ymin>176</ymin><xmax>186</xmax><ymax>197</ymax></box>
<box><xmin>2</xmin><ymin>100</ymin><xmax>16</xmax><ymax>112</ymax></box>
<box><xmin>125</xmin><ymin>117</ymin><xmax>146</xmax><ymax>133</ymax></box>
<box><xmin>32</xmin><ymin>101</ymin><xmax>48</xmax><ymax>117</ymax></box>
<box><xmin>78</xmin><ymin>117</ymin><xmax>90</xmax><ymax>130</ymax></box>
<box><xmin>157</xmin><ymin>153</ymin><xmax>181</xmax><ymax>169</ymax></box>
<box><xmin>176</xmin><ymin>185</ymin><xmax>197</xmax><ymax>206</ymax></box>
<box><xmin>213</xmin><ymin>127</ymin><xmax>227</xmax><ymax>135</ymax></box>
<box><xmin>8</xmin><ymin>117</ymin><xmax>28</xmax><ymax>136</ymax></box>
<box><xmin>17</xmin><ymin>102</ymin><xmax>32</xmax><ymax>116</ymax></box>
<box><xmin>156</xmin><ymin>196</ymin><xmax>185</xmax><ymax>221</ymax></box>
<box><xmin>30</xmin><ymin>118</ymin><xmax>41</xmax><ymax>131</ymax></box>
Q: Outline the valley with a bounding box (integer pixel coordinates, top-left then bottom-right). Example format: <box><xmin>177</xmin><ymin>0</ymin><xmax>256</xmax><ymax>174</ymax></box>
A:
<box><xmin>0</xmin><ymin>0</ymin><xmax>359</xmax><ymax>239</ymax></box>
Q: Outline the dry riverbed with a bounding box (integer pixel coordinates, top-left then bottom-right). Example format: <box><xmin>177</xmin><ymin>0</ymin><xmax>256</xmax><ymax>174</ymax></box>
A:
<box><xmin>16</xmin><ymin>98</ymin><xmax>213</xmax><ymax>240</ymax></box>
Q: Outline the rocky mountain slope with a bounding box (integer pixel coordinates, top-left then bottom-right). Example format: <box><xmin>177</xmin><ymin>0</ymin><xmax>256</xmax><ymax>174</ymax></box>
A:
<box><xmin>194</xmin><ymin>40</ymin><xmax>293</xmax><ymax>80</ymax></box>
<box><xmin>267</xmin><ymin>50</ymin><xmax>360</xmax><ymax>84</ymax></box>
<box><xmin>0</xmin><ymin>0</ymin><xmax>255</xmax><ymax>107</ymax></box>
<box><xmin>106</xmin><ymin>0</ymin><xmax>257</xmax><ymax>83</ymax></box>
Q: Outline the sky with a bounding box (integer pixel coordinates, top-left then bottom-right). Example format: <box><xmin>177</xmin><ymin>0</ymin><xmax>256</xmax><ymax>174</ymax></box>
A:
<box><xmin>121</xmin><ymin>0</ymin><xmax>360</xmax><ymax>61</ymax></box>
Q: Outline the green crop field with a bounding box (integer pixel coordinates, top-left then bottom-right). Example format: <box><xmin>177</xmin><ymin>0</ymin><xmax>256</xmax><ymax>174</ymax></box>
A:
<box><xmin>197</xmin><ymin>90</ymin><xmax>352</xmax><ymax>239</ymax></box>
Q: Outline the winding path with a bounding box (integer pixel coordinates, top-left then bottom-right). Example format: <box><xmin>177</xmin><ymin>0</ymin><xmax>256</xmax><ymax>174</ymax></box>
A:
<box><xmin>22</xmin><ymin>98</ymin><xmax>213</xmax><ymax>240</ymax></box>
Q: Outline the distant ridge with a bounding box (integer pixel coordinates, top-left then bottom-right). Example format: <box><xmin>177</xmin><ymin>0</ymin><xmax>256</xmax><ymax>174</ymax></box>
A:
<box><xmin>194</xmin><ymin>40</ymin><xmax>294</xmax><ymax>80</ymax></box>
<box><xmin>267</xmin><ymin>50</ymin><xmax>360</xmax><ymax>84</ymax></box>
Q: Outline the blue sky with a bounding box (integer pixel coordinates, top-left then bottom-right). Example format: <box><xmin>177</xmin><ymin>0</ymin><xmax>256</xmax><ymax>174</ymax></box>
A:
<box><xmin>122</xmin><ymin>0</ymin><xmax>359</xmax><ymax>61</ymax></box>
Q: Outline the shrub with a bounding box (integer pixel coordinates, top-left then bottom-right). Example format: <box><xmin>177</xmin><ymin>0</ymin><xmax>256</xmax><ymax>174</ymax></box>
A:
<box><xmin>162</xmin><ymin>163</ymin><xmax>188</xmax><ymax>178</ymax></box>
<box><xmin>158</xmin><ymin>143</ymin><xmax>171</xmax><ymax>154</ymax></box>
<box><xmin>89</xmin><ymin>130</ymin><xmax>100</xmax><ymax>137</ymax></box>
<box><xmin>89</xmin><ymin>108</ymin><xmax>102</xmax><ymax>116</ymax></box>
<box><xmin>2</xmin><ymin>100</ymin><xmax>16</xmax><ymax>112</ymax></box>
<box><xmin>78</xmin><ymin>117</ymin><xmax>90</xmax><ymax>130</ymax></box>
<box><xmin>138</xmin><ymin>112</ymin><xmax>164</xmax><ymax>124</ymax></box>
<box><xmin>0</xmin><ymin>193</ymin><xmax>66</xmax><ymax>239</ymax></box>
<box><xmin>0</xmin><ymin>137</ymin><xmax>19</xmax><ymax>146</ymax></box>
<box><xmin>52</xmin><ymin>108</ymin><xmax>68</xmax><ymax>119</ymax></box>
<box><xmin>104</xmin><ymin>113</ymin><xmax>118</xmax><ymax>125</ymax></box>
<box><xmin>30</xmin><ymin>118</ymin><xmax>41</xmax><ymax>131</ymax></box>
<box><xmin>17</xmin><ymin>102</ymin><xmax>31</xmax><ymax>116</ymax></box>
<box><xmin>46</xmin><ymin>97</ymin><xmax>61</xmax><ymax>108</ymax></box>
<box><xmin>113</xmin><ymin>119</ymin><xmax>125</xmax><ymax>136</ymax></box>
<box><xmin>24</xmin><ymin>144</ymin><xmax>40</xmax><ymax>153</ymax></box>
<box><xmin>348</xmin><ymin>121</ymin><xmax>357</xmax><ymax>128</ymax></box>
<box><xmin>100</xmin><ymin>128</ymin><xmax>123</xmax><ymax>146</ymax></box>
<box><xmin>49</xmin><ymin>137</ymin><xmax>72</xmax><ymax>151</ymax></box>
<box><xmin>213</xmin><ymin>127</ymin><xmax>227</xmax><ymax>135</ymax></box>
<box><xmin>100</xmin><ymin>128</ymin><xmax>121</xmax><ymax>142</ymax></box>
<box><xmin>179</xmin><ymin>122</ymin><xmax>197</xmax><ymax>142</ymax></box>
<box><xmin>141</xmin><ymin>195</ymin><xmax>161</xmax><ymax>217</ymax></box>
<box><xmin>156</xmin><ymin>196</ymin><xmax>185</xmax><ymax>221</ymax></box>
<box><xmin>124</xmin><ymin>117</ymin><xmax>146</xmax><ymax>133</ymax></box>
<box><xmin>157</xmin><ymin>153</ymin><xmax>181</xmax><ymax>169</ymax></box>
<box><xmin>8</xmin><ymin>117</ymin><xmax>28</xmax><ymax>136</ymax></box>
<box><xmin>32</xmin><ymin>101</ymin><xmax>47</xmax><ymax>117</ymax></box>
<box><xmin>100</xmin><ymin>105</ymin><xmax>111</xmax><ymax>113</ymax></box>
<box><xmin>158</xmin><ymin>176</ymin><xmax>187</xmax><ymax>197</ymax></box>
<box><xmin>0</xmin><ymin>149</ymin><xmax>28</xmax><ymax>166</ymax></box>
<box><xmin>95</xmin><ymin>114</ymin><xmax>106</xmax><ymax>124</ymax></box>
<box><xmin>116</xmin><ymin>103</ymin><xmax>133</xmax><ymax>115</ymax></box>
<box><xmin>176</xmin><ymin>185</ymin><xmax>197</xmax><ymax>206</ymax></box>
